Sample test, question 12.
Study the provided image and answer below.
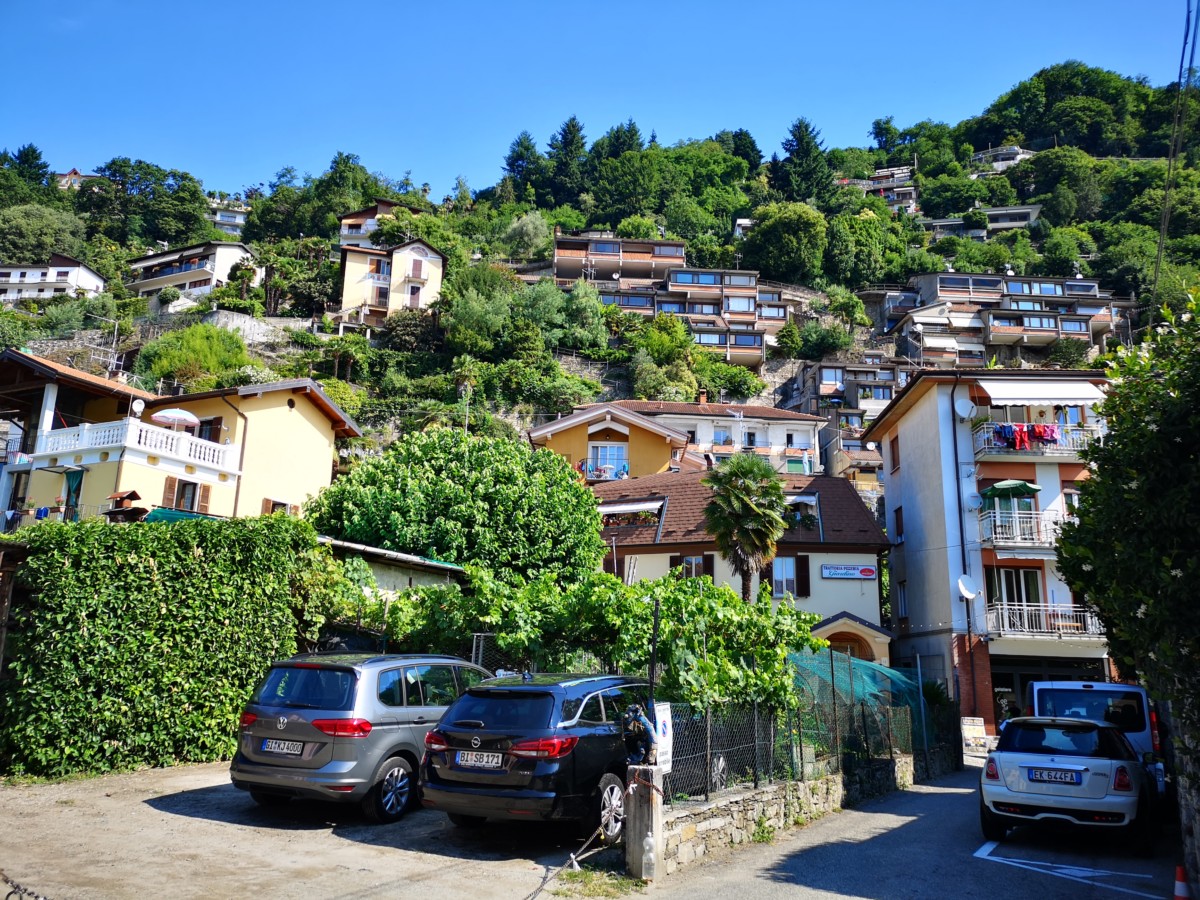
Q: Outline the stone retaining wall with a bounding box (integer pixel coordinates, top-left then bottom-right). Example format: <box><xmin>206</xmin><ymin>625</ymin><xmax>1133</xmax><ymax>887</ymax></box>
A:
<box><xmin>662</xmin><ymin>755</ymin><xmax>919</xmax><ymax>875</ymax></box>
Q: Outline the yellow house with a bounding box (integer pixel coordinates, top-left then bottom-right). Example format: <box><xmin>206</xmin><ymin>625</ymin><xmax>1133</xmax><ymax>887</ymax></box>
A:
<box><xmin>0</xmin><ymin>350</ymin><xmax>359</xmax><ymax>526</ymax></box>
<box><xmin>337</xmin><ymin>239</ymin><xmax>446</xmax><ymax>331</ymax></box>
<box><xmin>527</xmin><ymin>403</ymin><xmax>690</xmax><ymax>482</ymax></box>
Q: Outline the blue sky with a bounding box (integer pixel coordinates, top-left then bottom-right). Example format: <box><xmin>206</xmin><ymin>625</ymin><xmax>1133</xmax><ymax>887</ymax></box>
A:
<box><xmin>1</xmin><ymin>1</ymin><xmax>1185</xmax><ymax>199</ymax></box>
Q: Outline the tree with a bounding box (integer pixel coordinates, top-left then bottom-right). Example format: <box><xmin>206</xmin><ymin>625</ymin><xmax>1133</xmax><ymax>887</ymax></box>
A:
<box><xmin>503</xmin><ymin>131</ymin><xmax>544</xmax><ymax>198</ymax></box>
<box><xmin>615</xmin><ymin>214</ymin><xmax>659</xmax><ymax>239</ymax></box>
<box><xmin>443</xmin><ymin>287</ymin><xmax>510</xmax><ymax>357</ymax></box>
<box><xmin>1057</xmin><ymin>296</ymin><xmax>1200</xmax><ymax>777</ymax></box>
<box><xmin>133</xmin><ymin>323</ymin><xmax>252</xmax><ymax>384</ymax></box>
<box><xmin>824</xmin><ymin>210</ymin><xmax>886</xmax><ymax>286</ymax></box>
<box><xmin>741</xmin><ymin>202</ymin><xmax>828</xmax><ymax>285</ymax></box>
<box><xmin>0</xmin><ymin>205</ymin><xmax>85</xmax><ymax>264</ymax></box>
<box><xmin>306</xmin><ymin>429</ymin><xmax>606</xmax><ymax>586</ymax></box>
<box><xmin>870</xmin><ymin>117</ymin><xmax>901</xmax><ymax>153</ymax></box>
<box><xmin>74</xmin><ymin>157</ymin><xmax>213</xmax><ymax>247</ymax></box>
<box><xmin>775</xmin><ymin>118</ymin><xmax>833</xmax><ymax>206</ymax></box>
<box><xmin>826</xmin><ymin>284</ymin><xmax>874</xmax><ymax>334</ymax></box>
<box><xmin>702</xmin><ymin>454</ymin><xmax>788</xmax><ymax>603</ymax></box>
<box><xmin>547</xmin><ymin>117</ymin><xmax>588</xmax><ymax>208</ymax></box>
<box><xmin>500</xmin><ymin>212</ymin><xmax>550</xmax><ymax>259</ymax></box>
<box><xmin>560</xmin><ymin>280</ymin><xmax>608</xmax><ymax>351</ymax></box>
<box><xmin>4</xmin><ymin>143</ymin><xmax>51</xmax><ymax>188</ymax></box>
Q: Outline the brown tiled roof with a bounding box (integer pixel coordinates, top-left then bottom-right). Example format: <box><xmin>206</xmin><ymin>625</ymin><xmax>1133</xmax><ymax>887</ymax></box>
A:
<box><xmin>843</xmin><ymin>448</ymin><xmax>883</xmax><ymax>464</ymax></box>
<box><xmin>593</xmin><ymin>471</ymin><xmax>887</xmax><ymax>550</ymax></box>
<box><xmin>4</xmin><ymin>349</ymin><xmax>158</xmax><ymax>400</ymax></box>
<box><xmin>606</xmin><ymin>400</ymin><xmax>825</xmax><ymax>423</ymax></box>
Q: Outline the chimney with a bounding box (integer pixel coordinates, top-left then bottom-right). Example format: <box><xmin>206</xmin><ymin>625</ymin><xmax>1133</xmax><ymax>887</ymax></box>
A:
<box><xmin>698</xmin><ymin>389</ymin><xmax>707</xmax><ymax>404</ymax></box>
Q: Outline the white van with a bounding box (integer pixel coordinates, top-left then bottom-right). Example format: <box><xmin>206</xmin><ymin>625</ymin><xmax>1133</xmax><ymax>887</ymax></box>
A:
<box><xmin>1023</xmin><ymin>680</ymin><xmax>1165</xmax><ymax>795</ymax></box>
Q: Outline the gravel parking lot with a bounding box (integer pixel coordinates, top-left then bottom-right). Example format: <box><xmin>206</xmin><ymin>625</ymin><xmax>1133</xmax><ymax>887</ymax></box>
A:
<box><xmin>1</xmin><ymin>762</ymin><xmax>611</xmax><ymax>899</ymax></box>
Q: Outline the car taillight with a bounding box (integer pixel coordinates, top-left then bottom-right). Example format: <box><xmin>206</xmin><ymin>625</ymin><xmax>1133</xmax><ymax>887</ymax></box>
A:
<box><xmin>312</xmin><ymin>718</ymin><xmax>372</xmax><ymax>738</ymax></box>
<box><xmin>424</xmin><ymin>730</ymin><xmax>450</xmax><ymax>753</ymax></box>
<box><xmin>509</xmin><ymin>736</ymin><xmax>579</xmax><ymax>759</ymax></box>
<box><xmin>1113</xmin><ymin>766</ymin><xmax>1133</xmax><ymax>792</ymax></box>
<box><xmin>984</xmin><ymin>757</ymin><xmax>1000</xmax><ymax>780</ymax></box>
<box><xmin>1151</xmin><ymin>709</ymin><xmax>1161</xmax><ymax>754</ymax></box>
<box><xmin>239</xmin><ymin>712</ymin><xmax>257</xmax><ymax>728</ymax></box>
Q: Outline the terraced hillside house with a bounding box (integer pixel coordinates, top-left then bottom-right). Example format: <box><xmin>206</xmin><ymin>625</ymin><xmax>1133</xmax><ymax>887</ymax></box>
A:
<box><xmin>0</xmin><ymin>349</ymin><xmax>359</xmax><ymax>527</ymax></box>
<box><xmin>336</xmin><ymin>198</ymin><xmax>426</xmax><ymax>248</ymax></box>
<box><xmin>126</xmin><ymin>242</ymin><xmax>260</xmax><ymax>303</ymax></box>
<box><xmin>528</xmin><ymin>397</ymin><xmax>825</xmax><ymax>482</ymax></box>
<box><xmin>862</xmin><ymin>368</ymin><xmax>1114</xmax><ymax>736</ymax></box>
<box><xmin>593</xmin><ymin>471</ymin><xmax>892</xmax><ymax>662</ymax></box>
<box><xmin>337</xmin><ymin>239</ymin><xmax>445</xmax><ymax>331</ymax></box>
<box><xmin>0</xmin><ymin>254</ymin><xmax>105</xmax><ymax>304</ymax></box>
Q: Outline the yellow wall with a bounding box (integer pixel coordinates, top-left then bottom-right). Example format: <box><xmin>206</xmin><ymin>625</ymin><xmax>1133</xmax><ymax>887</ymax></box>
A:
<box><xmin>339</xmin><ymin>251</ymin><xmax>375</xmax><ymax>313</ymax></box>
<box><xmin>540</xmin><ymin>421</ymin><xmax>673</xmax><ymax>475</ymax></box>
<box><xmin>367</xmin><ymin>560</ymin><xmax>462</xmax><ymax>591</ymax></box>
<box><xmin>386</xmin><ymin>245</ymin><xmax>444</xmax><ymax>314</ymax></box>
<box><xmin>231</xmin><ymin>391</ymin><xmax>335</xmax><ymax>516</ymax></box>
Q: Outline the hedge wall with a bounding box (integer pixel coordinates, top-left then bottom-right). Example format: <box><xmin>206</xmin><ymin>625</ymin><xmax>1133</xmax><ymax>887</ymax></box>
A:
<box><xmin>0</xmin><ymin>516</ymin><xmax>332</xmax><ymax>776</ymax></box>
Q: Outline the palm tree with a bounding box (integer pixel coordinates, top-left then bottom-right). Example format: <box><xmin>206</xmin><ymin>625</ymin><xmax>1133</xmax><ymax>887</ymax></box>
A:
<box><xmin>702</xmin><ymin>453</ymin><xmax>788</xmax><ymax>603</ymax></box>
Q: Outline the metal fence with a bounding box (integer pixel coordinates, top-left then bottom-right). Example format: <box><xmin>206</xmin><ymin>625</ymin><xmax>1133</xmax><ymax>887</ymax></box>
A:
<box><xmin>464</xmin><ymin>635</ymin><xmax>963</xmax><ymax>805</ymax></box>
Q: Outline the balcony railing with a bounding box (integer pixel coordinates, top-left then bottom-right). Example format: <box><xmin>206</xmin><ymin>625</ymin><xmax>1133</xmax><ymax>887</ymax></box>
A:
<box><xmin>132</xmin><ymin>260</ymin><xmax>214</xmax><ymax>283</ymax></box>
<box><xmin>978</xmin><ymin>509</ymin><xmax>1067</xmax><ymax>547</ymax></box>
<box><xmin>973</xmin><ymin>421</ymin><xmax>1104</xmax><ymax>457</ymax></box>
<box><xmin>35</xmin><ymin>418</ymin><xmax>235</xmax><ymax>471</ymax></box>
<box><xmin>986</xmin><ymin>601</ymin><xmax>1104</xmax><ymax>638</ymax></box>
<box><xmin>365</xmin><ymin>272</ymin><xmax>390</xmax><ymax>283</ymax></box>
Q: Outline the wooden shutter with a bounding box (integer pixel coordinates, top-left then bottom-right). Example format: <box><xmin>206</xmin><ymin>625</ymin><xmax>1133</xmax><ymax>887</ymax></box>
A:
<box><xmin>796</xmin><ymin>555</ymin><xmax>811</xmax><ymax>598</ymax></box>
<box><xmin>412</xmin><ymin>258</ymin><xmax>422</xmax><ymax>278</ymax></box>
<box><xmin>197</xmin><ymin>484</ymin><xmax>210</xmax><ymax>515</ymax></box>
<box><xmin>289</xmin><ymin>505</ymin><xmax>300</xmax><ymax>516</ymax></box>
<box><xmin>161</xmin><ymin>476</ymin><xmax>178</xmax><ymax>510</ymax></box>
<box><xmin>206</xmin><ymin>416</ymin><xmax>223</xmax><ymax>442</ymax></box>
<box><xmin>669</xmin><ymin>554</ymin><xmax>682</xmax><ymax>575</ymax></box>
<box><xmin>764</xmin><ymin>559</ymin><xmax>774</xmax><ymax>595</ymax></box>
<box><xmin>602</xmin><ymin>556</ymin><xmax>626</xmax><ymax>579</ymax></box>
<box><xmin>261</xmin><ymin>497</ymin><xmax>274</xmax><ymax>515</ymax></box>
<box><xmin>702</xmin><ymin>554</ymin><xmax>715</xmax><ymax>578</ymax></box>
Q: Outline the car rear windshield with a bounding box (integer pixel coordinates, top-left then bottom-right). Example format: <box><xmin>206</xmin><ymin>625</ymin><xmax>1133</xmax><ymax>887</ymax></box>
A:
<box><xmin>998</xmin><ymin>722</ymin><xmax>1135</xmax><ymax>760</ymax></box>
<box><xmin>251</xmin><ymin>665</ymin><xmax>357</xmax><ymax>711</ymax></box>
<box><xmin>447</xmin><ymin>690</ymin><xmax>555</xmax><ymax>729</ymax></box>
<box><xmin>1033</xmin><ymin>688</ymin><xmax>1146</xmax><ymax>733</ymax></box>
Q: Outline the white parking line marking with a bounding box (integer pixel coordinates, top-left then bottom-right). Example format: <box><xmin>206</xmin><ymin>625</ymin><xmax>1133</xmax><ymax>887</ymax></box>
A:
<box><xmin>974</xmin><ymin>842</ymin><xmax>1158</xmax><ymax>898</ymax></box>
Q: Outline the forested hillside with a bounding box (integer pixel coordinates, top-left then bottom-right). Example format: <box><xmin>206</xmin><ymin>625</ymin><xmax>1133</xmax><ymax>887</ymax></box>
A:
<box><xmin>0</xmin><ymin>60</ymin><xmax>1195</xmax><ymax>446</ymax></box>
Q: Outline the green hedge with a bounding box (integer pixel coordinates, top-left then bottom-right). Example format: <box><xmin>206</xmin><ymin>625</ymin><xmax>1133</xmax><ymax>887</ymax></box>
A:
<box><xmin>0</xmin><ymin>516</ymin><xmax>335</xmax><ymax>777</ymax></box>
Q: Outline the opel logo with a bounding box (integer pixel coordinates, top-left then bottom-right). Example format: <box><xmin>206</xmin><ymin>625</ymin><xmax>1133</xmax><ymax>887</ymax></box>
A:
<box><xmin>277</xmin><ymin>716</ymin><xmax>287</xmax><ymax>730</ymax></box>
<box><xmin>471</xmin><ymin>736</ymin><xmax>481</xmax><ymax>749</ymax></box>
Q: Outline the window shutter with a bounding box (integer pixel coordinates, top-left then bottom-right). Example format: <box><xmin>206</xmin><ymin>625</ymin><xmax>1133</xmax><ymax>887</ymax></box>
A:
<box><xmin>289</xmin><ymin>504</ymin><xmax>300</xmax><ymax>516</ymax></box>
<box><xmin>161</xmin><ymin>476</ymin><xmax>178</xmax><ymax>509</ymax></box>
<box><xmin>796</xmin><ymin>555</ymin><xmax>811</xmax><ymax>597</ymax></box>
<box><xmin>602</xmin><ymin>556</ymin><xmax>625</xmax><ymax>579</ymax></box>
<box><xmin>764</xmin><ymin>559</ymin><xmax>774</xmax><ymax>592</ymax></box>
<box><xmin>702</xmin><ymin>554</ymin><xmax>715</xmax><ymax>578</ymax></box>
<box><xmin>198</xmin><ymin>484</ymin><xmax>210</xmax><ymax>515</ymax></box>
<box><xmin>261</xmin><ymin>497</ymin><xmax>274</xmax><ymax>515</ymax></box>
<box><xmin>669</xmin><ymin>554</ymin><xmax>682</xmax><ymax>574</ymax></box>
<box><xmin>412</xmin><ymin>258</ymin><xmax>422</xmax><ymax>278</ymax></box>
<box><xmin>208</xmin><ymin>416</ymin><xmax>223</xmax><ymax>442</ymax></box>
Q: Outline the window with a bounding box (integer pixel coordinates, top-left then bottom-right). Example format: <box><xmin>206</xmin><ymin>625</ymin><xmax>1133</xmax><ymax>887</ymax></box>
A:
<box><xmin>658</xmin><ymin>301</ymin><xmax>684</xmax><ymax>314</ymax></box>
<box><xmin>772</xmin><ymin>556</ymin><xmax>795</xmax><ymax>597</ymax></box>
<box><xmin>745</xmin><ymin>430</ymin><xmax>759</xmax><ymax>447</ymax></box>
<box><xmin>401</xmin><ymin>664</ymin><xmax>458</xmax><ymax>707</ymax></box>
<box><xmin>822</xmin><ymin>368</ymin><xmax>844</xmax><ymax>384</ymax></box>
<box><xmin>1034</xmin><ymin>282</ymin><xmax>1064</xmax><ymax>296</ymax></box>
<box><xmin>588</xmin><ymin>442</ymin><xmax>628</xmax><ymax>474</ymax></box>
<box><xmin>859</xmin><ymin>385</ymin><xmax>892</xmax><ymax>401</ymax></box>
<box><xmin>187</xmin><ymin>278</ymin><xmax>211</xmax><ymax>289</ymax></box>
<box><xmin>1056</xmin><ymin>405</ymin><xmax>1082</xmax><ymax>425</ymax></box>
<box><xmin>411</xmin><ymin>259</ymin><xmax>423</xmax><ymax>279</ymax></box>
<box><xmin>687</xmin><ymin>303</ymin><xmax>719</xmax><ymax>315</ymax></box>
<box><xmin>731</xmin><ymin>334</ymin><xmax>761</xmax><ymax>346</ymax></box>
<box><xmin>940</xmin><ymin>276</ymin><xmax>971</xmax><ymax>289</ymax></box>
<box><xmin>456</xmin><ymin>666</ymin><xmax>487</xmax><ymax>692</ymax></box>
<box><xmin>409</xmin><ymin>285</ymin><xmax>421</xmax><ymax>308</ymax></box>
<box><xmin>1065</xmin><ymin>281</ymin><xmax>1098</xmax><ymax>295</ymax></box>
<box><xmin>759</xmin><ymin>306</ymin><xmax>786</xmax><ymax>318</ymax></box>
<box><xmin>694</xmin><ymin>333</ymin><xmax>725</xmax><ymax>345</ymax></box>
<box><xmin>592</xmin><ymin>242</ymin><xmax>620</xmax><ymax>254</ymax></box>
<box><xmin>712</xmin><ymin>428</ymin><xmax>732</xmax><ymax>445</ymax></box>
<box><xmin>670</xmin><ymin>554</ymin><xmax>713</xmax><ymax>579</ymax></box>
<box><xmin>1012</xmin><ymin>300</ymin><xmax>1043</xmax><ymax>310</ymax></box>
<box><xmin>56</xmin><ymin>270</ymin><xmax>69</xmax><ymax>279</ymax></box>
<box><xmin>653</xmin><ymin>245</ymin><xmax>685</xmax><ymax>257</ymax></box>
<box><xmin>758</xmin><ymin>292</ymin><xmax>781</xmax><ymax>303</ymax></box>
<box><xmin>889</xmin><ymin>435</ymin><xmax>900</xmax><ymax>471</ymax></box>
<box><xmin>1023</xmin><ymin>316</ymin><xmax>1056</xmax><ymax>329</ymax></box>
<box><xmin>162</xmin><ymin>476</ymin><xmax>209</xmax><ymax>513</ymax></box>
<box><xmin>1061</xmin><ymin>320</ymin><xmax>1086</xmax><ymax>332</ymax></box>
<box><xmin>727</xmin><ymin>297</ymin><xmax>755</xmax><ymax>313</ymax></box>
<box><xmin>680</xmin><ymin>555</ymin><xmax>705</xmax><ymax>578</ymax></box>
<box><xmin>1006</xmin><ymin>281</ymin><xmax>1032</xmax><ymax>294</ymax></box>
<box><xmin>672</xmin><ymin>272</ymin><xmax>719</xmax><ymax>285</ymax></box>
<box><xmin>368</xmin><ymin>258</ymin><xmax>388</xmax><ymax>275</ymax></box>
<box><xmin>840</xmin><ymin>414</ymin><xmax>863</xmax><ymax>429</ymax></box>
<box><xmin>971</xmin><ymin>277</ymin><xmax>1002</xmax><ymax>291</ymax></box>
<box><xmin>986</xmin><ymin>566</ymin><xmax>1043</xmax><ymax>606</ymax></box>
<box><xmin>894</xmin><ymin>506</ymin><xmax>904</xmax><ymax>542</ymax></box>
<box><xmin>724</xmin><ymin>274</ymin><xmax>755</xmax><ymax>286</ymax></box>
<box><xmin>897</xmin><ymin>580</ymin><xmax>908</xmax><ymax>620</ymax></box>
<box><xmin>375</xmin><ymin>286</ymin><xmax>390</xmax><ymax>303</ymax></box>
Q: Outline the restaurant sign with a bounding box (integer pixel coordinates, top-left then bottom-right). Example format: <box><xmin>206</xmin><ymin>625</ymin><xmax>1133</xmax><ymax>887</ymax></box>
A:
<box><xmin>820</xmin><ymin>564</ymin><xmax>878</xmax><ymax>580</ymax></box>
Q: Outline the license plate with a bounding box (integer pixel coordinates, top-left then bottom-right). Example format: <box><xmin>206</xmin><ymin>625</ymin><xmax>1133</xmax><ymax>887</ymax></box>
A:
<box><xmin>262</xmin><ymin>739</ymin><xmax>303</xmax><ymax>756</ymax></box>
<box><xmin>456</xmin><ymin>751</ymin><xmax>503</xmax><ymax>769</ymax></box>
<box><xmin>1029</xmin><ymin>767</ymin><xmax>1080</xmax><ymax>784</ymax></box>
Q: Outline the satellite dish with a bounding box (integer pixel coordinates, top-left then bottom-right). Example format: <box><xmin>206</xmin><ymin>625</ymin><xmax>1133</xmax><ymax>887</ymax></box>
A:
<box><xmin>954</xmin><ymin>398</ymin><xmax>977</xmax><ymax>420</ymax></box>
<box><xmin>958</xmin><ymin>574</ymin><xmax>980</xmax><ymax>600</ymax></box>
<box><xmin>913</xmin><ymin>323</ymin><xmax>924</xmax><ymax>333</ymax></box>
<box><xmin>131</xmin><ymin>399</ymin><xmax>145</xmax><ymax>418</ymax></box>
<box><xmin>611</xmin><ymin>273</ymin><xmax>620</xmax><ymax>280</ymax></box>
<box><xmin>966</xmin><ymin>492</ymin><xmax>983</xmax><ymax>511</ymax></box>
<box><xmin>866</xmin><ymin>441</ymin><xmax>876</xmax><ymax>451</ymax></box>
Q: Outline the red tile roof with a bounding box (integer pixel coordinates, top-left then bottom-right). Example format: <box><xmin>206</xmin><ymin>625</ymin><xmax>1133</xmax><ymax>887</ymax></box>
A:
<box><xmin>604</xmin><ymin>400</ymin><xmax>824</xmax><ymax>422</ymax></box>
<box><xmin>593</xmin><ymin>471</ymin><xmax>887</xmax><ymax>550</ymax></box>
<box><xmin>4</xmin><ymin>349</ymin><xmax>158</xmax><ymax>400</ymax></box>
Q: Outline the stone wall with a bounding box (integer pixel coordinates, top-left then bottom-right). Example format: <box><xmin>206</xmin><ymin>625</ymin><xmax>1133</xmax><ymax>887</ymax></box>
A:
<box><xmin>662</xmin><ymin>755</ymin><xmax>916</xmax><ymax>875</ymax></box>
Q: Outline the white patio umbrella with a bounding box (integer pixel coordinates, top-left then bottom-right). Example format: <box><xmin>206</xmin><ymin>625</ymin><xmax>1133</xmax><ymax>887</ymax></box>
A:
<box><xmin>150</xmin><ymin>408</ymin><xmax>201</xmax><ymax>430</ymax></box>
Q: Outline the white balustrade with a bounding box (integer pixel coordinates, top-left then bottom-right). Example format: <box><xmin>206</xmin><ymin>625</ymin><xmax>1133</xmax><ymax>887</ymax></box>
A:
<box><xmin>33</xmin><ymin>418</ymin><xmax>233</xmax><ymax>471</ymax></box>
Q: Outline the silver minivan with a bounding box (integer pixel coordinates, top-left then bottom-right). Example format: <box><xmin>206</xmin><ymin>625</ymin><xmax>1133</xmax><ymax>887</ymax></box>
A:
<box><xmin>230</xmin><ymin>653</ymin><xmax>491</xmax><ymax>822</ymax></box>
<box><xmin>1023</xmin><ymin>680</ymin><xmax>1165</xmax><ymax>795</ymax></box>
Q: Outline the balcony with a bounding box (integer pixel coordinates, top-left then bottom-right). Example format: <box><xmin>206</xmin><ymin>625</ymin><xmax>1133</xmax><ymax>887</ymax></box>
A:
<box><xmin>32</xmin><ymin>418</ymin><xmax>238</xmax><ymax>475</ymax></box>
<box><xmin>365</xmin><ymin>272</ymin><xmax>390</xmax><ymax>283</ymax></box>
<box><xmin>131</xmin><ymin>260</ymin><xmax>214</xmax><ymax>283</ymax></box>
<box><xmin>978</xmin><ymin>509</ymin><xmax>1067</xmax><ymax>549</ymax></box>
<box><xmin>986</xmin><ymin>602</ymin><xmax>1104</xmax><ymax>639</ymax></box>
<box><xmin>973</xmin><ymin>421</ymin><xmax>1103</xmax><ymax>459</ymax></box>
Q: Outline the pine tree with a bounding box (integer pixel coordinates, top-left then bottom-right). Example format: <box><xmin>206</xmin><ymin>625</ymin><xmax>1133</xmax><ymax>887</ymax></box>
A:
<box><xmin>778</xmin><ymin>118</ymin><xmax>833</xmax><ymax>206</ymax></box>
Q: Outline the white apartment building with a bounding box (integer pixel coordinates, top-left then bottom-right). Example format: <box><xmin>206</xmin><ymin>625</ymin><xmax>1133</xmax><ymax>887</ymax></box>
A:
<box><xmin>0</xmin><ymin>255</ymin><xmax>105</xmax><ymax>303</ymax></box>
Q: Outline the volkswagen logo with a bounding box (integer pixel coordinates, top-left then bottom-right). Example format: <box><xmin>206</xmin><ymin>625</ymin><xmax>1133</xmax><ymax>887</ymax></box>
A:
<box><xmin>471</xmin><ymin>736</ymin><xmax>481</xmax><ymax>749</ymax></box>
<box><xmin>277</xmin><ymin>716</ymin><xmax>288</xmax><ymax>730</ymax></box>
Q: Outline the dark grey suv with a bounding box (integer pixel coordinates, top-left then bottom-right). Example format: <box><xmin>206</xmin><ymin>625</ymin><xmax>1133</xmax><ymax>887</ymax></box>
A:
<box><xmin>420</xmin><ymin>674</ymin><xmax>651</xmax><ymax>844</ymax></box>
<box><xmin>230</xmin><ymin>653</ymin><xmax>491</xmax><ymax>823</ymax></box>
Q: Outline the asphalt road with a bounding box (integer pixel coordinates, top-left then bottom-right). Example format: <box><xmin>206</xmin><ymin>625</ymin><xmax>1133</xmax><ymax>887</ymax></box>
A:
<box><xmin>654</xmin><ymin>757</ymin><xmax>1180</xmax><ymax>900</ymax></box>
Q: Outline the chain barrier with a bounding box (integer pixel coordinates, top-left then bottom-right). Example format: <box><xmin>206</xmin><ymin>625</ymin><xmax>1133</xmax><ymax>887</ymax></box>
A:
<box><xmin>1</xmin><ymin>871</ymin><xmax>52</xmax><ymax>900</ymax></box>
<box><xmin>521</xmin><ymin>825</ymin><xmax>607</xmax><ymax>900</ymax></box>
